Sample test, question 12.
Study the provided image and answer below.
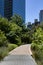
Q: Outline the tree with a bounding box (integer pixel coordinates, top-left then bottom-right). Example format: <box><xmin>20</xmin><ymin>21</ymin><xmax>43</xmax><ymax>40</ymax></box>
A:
<box><xmin>0</xmin><ymin>18</ymin><xmax>10</xmax><ymax>33</ymax></box>
<box><xmin>11</xmin><ymin>14</ymin><xmax>24</xmax><ymax>27</ymax></box>
<box><xmin>32</xmin><ymin>27</ymin><xmax>43</xmax><ymax>44</ymax></box>
<box><xmin>6</xmin><ymin>22</ymin><xmax>22</xmax><ymax>45</ymax></box>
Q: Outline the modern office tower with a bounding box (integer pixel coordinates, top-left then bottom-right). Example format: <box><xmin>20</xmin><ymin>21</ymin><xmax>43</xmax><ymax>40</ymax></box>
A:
<box><xmin>4</xmin><ymin>0</ymin><xmax>13</xmax><ymax>20</ymax></box>
<box><xmin>0</xmin><ymin>0</ymin><xmax>12</xmax><ymax>20</ymax></box>
<box><xmin>13</xmin><ymin>0</ymin><xmax>25</xmax><ymax>21</ymax></box>
<box><xmin>39</xmin><ymin>10</ymin><xmax>43</xmax><ymax>22</ymax></box>
<box><xmin>0</xmin><ymin>0</ymin><xmax>25</xmax><ymax>21</ymax></box>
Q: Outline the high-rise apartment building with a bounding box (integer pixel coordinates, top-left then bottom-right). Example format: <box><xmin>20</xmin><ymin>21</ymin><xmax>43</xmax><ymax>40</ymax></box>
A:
<box><xmin>0</xmin><ymin>0</ymin><xmax>25</xmax><ymax>21</ymax></box>
<box><xmin>39</xmin><ymin>10</ymin><xmax>43</xmax><ymax>22</ymax></box>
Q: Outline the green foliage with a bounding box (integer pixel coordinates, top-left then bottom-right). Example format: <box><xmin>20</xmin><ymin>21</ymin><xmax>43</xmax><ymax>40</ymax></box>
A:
<box><xmin>0</xmin><ymin>17</ymin><xmax>22</xmax><ymax>45</ymax></box>
<box><xmin>0</xmin><ymin>47</ymin><xmax>8</xmax><ymax>60</ymax></box>
<box><xmin>0</xmin><ymin>30</ymin><xmax>8</xmax><ymax>47</ymax></box>
<box><xmin>21</xmin><ymin>32</ymin><xmax>32</xmax><ymax>44</ymax></box>
<box><xmin>0</xmin><ymin>18</ymin><xmax>10</xmax><ymax>33</ymax></box>
<box><xmin>11</xmin><ymin>14</ymin><xmax>24</xmax><ymax>26</ymax></box>
<box><xmin>31</xmin><ymin>27</ymin><xmax>43</xmax><ymax>65</ymax></box>
<box><xmin>31</xmin><ymin>43</ymin><xmax>43</xmax><ymax>65</ymax></box>
<box><xmin>6</xmin><ymin>22</ymin><xmax>22</xmax><ymax>44</ymax></box>
<box><xmin>21</xmin><ymin>27</ymin><xmax>33</xmax><ymax>44</ymax></box>
<box><xmin>32</xmin><ymin>27</ymin><xmax>43</xmax><ymax>44</ymax></box>
<box><xmin>8</xmin><ymin>44</ymin><xmax>18</xmax><ymax>51</ymax></box>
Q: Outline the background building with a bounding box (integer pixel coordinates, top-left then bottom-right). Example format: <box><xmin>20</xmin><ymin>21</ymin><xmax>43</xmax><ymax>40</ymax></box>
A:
<box><xmin>27</xmin><ymin>22</ymin><xmax>32</xmax><ymax>29</ymax></box>
<box><xmin>13</xmin><ymin>0</ymin><xmax>25</xmax><ymax>21</ymax></box>
<box><xmin>39</xmin><ymin>10</ymin><xmax>43</xmax><ymax>22</ymax></box>
<box><xmin>0</xmin><ymin>0</ymin><xmax>12</xmax><ymax>20</ymax></box>
<box><xmin>4</xmin><ymin>0</ymin><xmax>13</xmax><ymax>20</ymax></box>
<box><xmin>34</xmin><ymin>19</ymin><xmax>38</xmax><ymax>23</ymax></box>
<box><xmin>0</xmin><ymin>0</ymin><xmax>25</xmax><ymax>21</ymax></box>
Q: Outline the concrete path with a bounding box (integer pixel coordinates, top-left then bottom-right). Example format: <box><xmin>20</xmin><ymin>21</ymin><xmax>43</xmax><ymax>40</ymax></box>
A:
<box><xmin>9</xmin><ymin>44</ymin><xmax>32</xmax><ymax>55</ymax></box>
<box><xmin>0</xmin><ymin>55</ymin><xmax>37</xmax><ymax>65</ymax></box>
<box><xmin>0</xmin><ymin>44</ymin><xmax>37</xmax><ymax>65</ymax></box>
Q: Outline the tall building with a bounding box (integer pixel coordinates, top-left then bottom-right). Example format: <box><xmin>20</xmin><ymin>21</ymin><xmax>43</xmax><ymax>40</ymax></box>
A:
<box><xmin>27</xmin><ymin>22</ymin><xmax>32</xmax><ymax>29</ymax></box>
<box><xmin>13</xmin><ymin>0</ymin><xmax>25</xmax><ymax>21</ymax></box>
<box><xmin>0</xmin><ymin>0</ymin><xmax>25</xmax><ymax>21</ymax></box>
<box><xmin>39</xmin><ymin>10</ymin><xmax>43</xmax><ymax>22</ymax></box>
<box><xmin>0</xmin><ymin>0</ymin><xmax>13</xmax><ymax>20</ymax></box>
<box><xmin>34</xmin><ymin>19</ymin><xmax>38</xmax><ymax>23</ymax></box>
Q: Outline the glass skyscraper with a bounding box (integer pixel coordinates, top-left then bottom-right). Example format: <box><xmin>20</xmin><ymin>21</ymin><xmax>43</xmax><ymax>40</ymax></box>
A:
<box><xmin>0</xmin><ymin>0</ymin><xmax>25</xmax><ymax>21</ymax></box>
<box><xmin>0</xmin><ymin>0</ymin><xmax>12</xmax><ymax>20</ymax></box>
<box><xmin>13</xmin><ymin>0</ymin><xmax>25</xmax><ymax>21</ymax></box>
<box><xmin>39</xmin><ymin>10</ymin><xmax>43</xmax><ymax>22</ymax></box>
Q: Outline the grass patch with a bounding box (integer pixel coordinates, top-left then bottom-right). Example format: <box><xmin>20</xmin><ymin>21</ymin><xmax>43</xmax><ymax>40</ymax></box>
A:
<box><xmin>0</xmin><ymin>44</ymin><xmax>18</xmax><ymax>60</ymax></box>
<box><xmin>8</xmin><ymin>44</ymin><xmax>18</xmax><ymax>51</ymax></box>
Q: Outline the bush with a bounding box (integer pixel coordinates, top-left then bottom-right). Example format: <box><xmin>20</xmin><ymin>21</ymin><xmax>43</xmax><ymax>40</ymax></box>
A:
<box><xmin>0</xmin><ymin>47</ymin><xmax>8</xmax><ymax>60</ymax></box>
<box><xmin>21</xmin><ymin>32</ymin><xmax>32</xmax><ymax>44</ymax></box>
<box><xmin>0</xmin><ymin>30</ymin><xmax>8</xmax><ymax>47</ymax></box>
<box><xmin>0</xmin><ymin>18</ymin><xmax>10</xmax><ymax>33</ymax></box>
<box><xmin>31</xmin><ymin>43</ymin><xmax>43</xmax><ymax>65</ymax></box>
<box><xmin>31</xmin><ymin>43</ymin><xmax>37</xmax><ymax>50</ymax></box>
<box><xmin>8</xmin><ymin>44</ymin><xmax>18</xmax><ymax>51</ymax></box>
<box><xmin>31</xmin><ymin>43</ymin><xmax>42</xmax><ymax>51</ymax></box>
<box><xmin>15</xmin><ymin>37</ymin><xmax>22</xmax><ymax>46</ymax></box>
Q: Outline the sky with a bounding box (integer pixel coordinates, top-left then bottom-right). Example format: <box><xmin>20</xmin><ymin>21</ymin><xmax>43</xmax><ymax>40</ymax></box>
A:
<box><xmin>26</xmin><ymin>0</ymin><xmax>43</xmax><ymax>23</ymax></box>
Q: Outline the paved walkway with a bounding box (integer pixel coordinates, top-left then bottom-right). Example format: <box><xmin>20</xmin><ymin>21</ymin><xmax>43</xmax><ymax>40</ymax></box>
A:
<box><xmin>0</xmin><ymin>44</ymin><xmax>37</xmax><ymax>65</ymax></box>
<box><xmin>9</xmin><ymin>44</ymin><xmax>32</xmax><ymax>55</ymax></box>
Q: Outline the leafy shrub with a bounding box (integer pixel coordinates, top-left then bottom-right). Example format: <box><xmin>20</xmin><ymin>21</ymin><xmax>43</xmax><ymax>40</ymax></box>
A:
<box><xmin>0</xmin><ymin>47</ymin><xmax>8</xmax><ymax>60</ymax></box>
<box><xmin>6</xmin><ymin>22</ymin><xmax>22</xmax><ymax>45</ymax></box>
<box><xmin>31</xmin><ymin>43</ymin><xmax>43</xmax><ymax>65</ymax></box>
<box><xmin>31</xmin><ymin>27</ymin><xmax>43</xmax><ymax>65</ymax></box>
<box><xmin>0</xmin><ymin>18</ymin><xmax>10</xmax><ymax>33</ymax></box>
<box><xmin>15</xmin><ymin>36</ymin><xmax>22</xmax><ymax>46</ymax></box>
<box><xmin>0</xmin><ymin>30</ymin><xmax>8</xmax><ymax>47</ymax></box>
<box><xmin>21</xmin><ymin>32</ymin><xmax>32</xmax><ymax>44</ymax></box>
<box><xmin>8</xmin><ymin>44</ymin><xmax>18</xmax><ymax>51</ymax></box>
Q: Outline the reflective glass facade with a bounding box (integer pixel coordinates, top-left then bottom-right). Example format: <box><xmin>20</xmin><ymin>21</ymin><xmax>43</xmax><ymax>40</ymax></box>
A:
<box><xmin>4</xmin><ymin>0</ymin><xmax>13</xmax><ymax>19</ymax></box>
<box><xmin>13</xmin><ymin>0</ymin><xmax>25</xmax><ymax>21</ymax></box>
<box><xmin>0</xmin><ymin>0</ymin><xmax>25</xmax><ymax>21</ymax></box>
<box><xmin>0</xmin><ymin>0</ymin><xmax>4</xmax><ymax>16</ymax></box>
<box><xmin>39</xmin><ymin>10</ymin><xmax>43</xmax><ymax>22</ymax></box>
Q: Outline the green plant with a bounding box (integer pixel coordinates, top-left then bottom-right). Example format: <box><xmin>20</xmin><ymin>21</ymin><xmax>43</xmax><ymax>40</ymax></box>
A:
<box><xmin>8</xmin><ymin>44</ymin><xmax>18</xmax><ymax>51</ymax></box>
<box><xmin>0</xmin><ymin>30</ymin><xmax>8</xmax><ymax>47</ymax></box>
<box><xmin>31</xmin><ymin>27</ymin><xmax>43</xmax><ymax>65</ymax></box>
<box><xmin>0</xmin><ymin>47</ymin><xmax>8</xmax><ymax>60</ymax></box>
